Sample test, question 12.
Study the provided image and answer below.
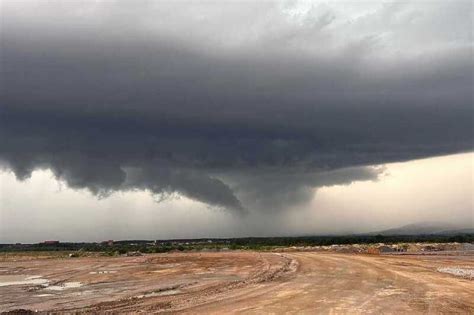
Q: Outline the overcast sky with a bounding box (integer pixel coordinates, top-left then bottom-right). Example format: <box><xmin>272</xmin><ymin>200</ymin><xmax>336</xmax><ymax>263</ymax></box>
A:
<box><xmin>0</xmin><ymin>0</ymin><xmax>472</xmax><ymax>242</ymax></box>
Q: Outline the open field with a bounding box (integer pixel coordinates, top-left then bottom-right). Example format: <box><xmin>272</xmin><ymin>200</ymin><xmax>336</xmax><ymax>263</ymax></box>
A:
<box><xmin>1</xmin><ymin>251</ymin><xmax>473</xmax><ymax>314</ymax></box>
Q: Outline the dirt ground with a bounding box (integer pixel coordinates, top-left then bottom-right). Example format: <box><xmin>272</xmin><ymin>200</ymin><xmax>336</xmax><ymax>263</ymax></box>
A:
<box><xmin>0</xmin><ymin>251</ymin><xmax>473</xmax><ymax>314</ymax></box>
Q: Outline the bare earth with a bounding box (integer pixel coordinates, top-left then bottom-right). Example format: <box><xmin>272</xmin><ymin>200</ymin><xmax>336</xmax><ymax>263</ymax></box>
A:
<box><xmin>1</xmin><ymin>251</ymin><xmax>473</xmax><ymax>314</ymax></box>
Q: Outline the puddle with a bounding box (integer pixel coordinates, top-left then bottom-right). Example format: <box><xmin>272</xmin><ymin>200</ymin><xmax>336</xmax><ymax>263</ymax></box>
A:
<box><xmin>0</xmin><ymin>275</ymin><xmax>49</xmax><ymax>287</ymax></box>
<box><xmin>153</xmin><ymin>269</ymin><xmax>175</xmax><ymax>273</ymax></box>
<box><xmin>73</xmin><ymin>290</ymin><xmax>94</xmax><ymax>296</ymax></box>
<box><xmin>157</xmin><ymin>263</ymin><xmax>181</xmax><ymax>268</ymax></box>
<box><xmin>89</xmin><ymin>270</ymin><xmax>117</xmax><ymax>274</ymax></box>
<box><xmin>0</xmin><ymin>274</ymin><xmax>84</xmax><ymax>292</ymax></box>
<box><xmin>47</xmin><ymin>282</ymin><xmax>83</xmax><ymax>291</ymax></box>
<box><xmin>437</xmin><ymin>266</ymin><xmax>474</xmax><ymax>279</ymax></box>
<box><xmin>136</xmin><ymin>289</ymin><xmax>181</xmax><ymax>298</ymax></box>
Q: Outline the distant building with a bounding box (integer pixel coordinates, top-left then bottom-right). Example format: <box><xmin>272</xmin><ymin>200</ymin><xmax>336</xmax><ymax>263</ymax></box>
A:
<box><xmin>378</xmin><ymin>245</ymin><xmax>395</xmax><ymax>253</ymax></box>
<box><xmin>393</xmin><ymin>247</ymin><xmax>407</xmax><ymax>252</ymax></box>
<box><xmin>367</xmin><ymin>247</ymin><xmax>380</xmax><ymax>255</ymax></box>
<box><xmin>367</xmin><ymin>245</ymin><xmax>395</xmax><ymax>255</ymax></box>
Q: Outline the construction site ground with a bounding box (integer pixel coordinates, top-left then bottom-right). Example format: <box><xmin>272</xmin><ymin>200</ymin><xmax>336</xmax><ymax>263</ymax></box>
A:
<box><xmin>1</xmin><ymin>251</ymin><xmax>473</xmax><ymax>314</ymax></box>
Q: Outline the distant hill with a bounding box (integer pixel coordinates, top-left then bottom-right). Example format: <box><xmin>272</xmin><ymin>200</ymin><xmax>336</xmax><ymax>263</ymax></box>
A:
<box><xmin>372</xmin><ymin>222</ymin><xmax>474</xmax><ymax>236</ymax></box>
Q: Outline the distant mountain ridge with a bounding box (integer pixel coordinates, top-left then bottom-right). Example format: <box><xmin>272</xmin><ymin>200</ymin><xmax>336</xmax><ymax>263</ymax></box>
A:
<box><xmin>372</xmin><ymin>222</ymin><xmax>474</xmax><ymax>236</ymax></box>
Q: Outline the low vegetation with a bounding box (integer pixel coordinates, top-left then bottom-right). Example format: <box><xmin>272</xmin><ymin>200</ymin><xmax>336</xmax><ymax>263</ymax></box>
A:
<box><xmin>1</xmin><ymin>233</ymin><xmax>472</xmax><ymax>255</ymax></box>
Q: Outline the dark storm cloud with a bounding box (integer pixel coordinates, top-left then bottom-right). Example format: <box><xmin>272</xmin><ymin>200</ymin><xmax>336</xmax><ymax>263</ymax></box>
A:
<box><xmin>0</xmin><ymin>1</ymin><xmax>472</xmax><ymax>211</ymax></box>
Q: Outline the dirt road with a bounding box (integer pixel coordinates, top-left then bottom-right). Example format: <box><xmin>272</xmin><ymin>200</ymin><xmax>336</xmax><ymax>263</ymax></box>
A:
<box><xmin>189</xmin><ymin>252</ymin><xmax>474</xmax><ymax>314</ymax></box>
<box><xmin>1</xmin><ymin>251</ymin><xmax>473</xmax><ymax>314</ymax></box>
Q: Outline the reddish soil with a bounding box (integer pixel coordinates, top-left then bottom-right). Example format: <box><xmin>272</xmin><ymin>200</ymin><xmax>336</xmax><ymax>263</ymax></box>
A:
<box><xmin>0</xmin><ymin>251</ymin><xmax>472</xmax><ymax>314</ymax></box>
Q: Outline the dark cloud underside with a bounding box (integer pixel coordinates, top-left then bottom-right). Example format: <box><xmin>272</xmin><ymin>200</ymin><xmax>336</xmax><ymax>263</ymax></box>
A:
<box><xmin>0</xmin><ymin>1</ymin><xmax>472</xmax><ymax>211</ymax></box>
